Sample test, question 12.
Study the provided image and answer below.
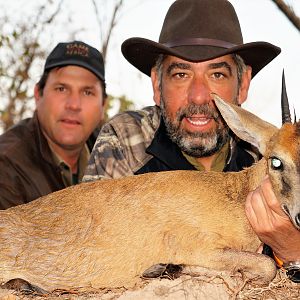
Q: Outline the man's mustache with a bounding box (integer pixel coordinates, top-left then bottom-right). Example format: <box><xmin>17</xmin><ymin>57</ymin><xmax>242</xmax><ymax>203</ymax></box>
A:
<box><xmin>176</xmin><ymin>104</ymin><xmax>220</xmax><ymax>122</ymax></box>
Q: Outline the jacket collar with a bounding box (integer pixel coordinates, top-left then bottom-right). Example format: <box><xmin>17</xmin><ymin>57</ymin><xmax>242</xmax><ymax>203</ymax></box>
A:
<box><xmin>31</xmin><ymin>112</ymin><xmax>58</xmax><ymax>167</ymax></box>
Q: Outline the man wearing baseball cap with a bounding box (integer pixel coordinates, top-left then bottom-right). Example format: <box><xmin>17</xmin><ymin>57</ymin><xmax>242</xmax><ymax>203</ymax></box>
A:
<box><xmin>0</xmin><ymin>40</ymin><xmax>106</xmax><ymax>209</ymax></box>
<box><xmin>84</xmin><ymin>0</ymin><xmax>300</xmax><ymax>282</ymax></box>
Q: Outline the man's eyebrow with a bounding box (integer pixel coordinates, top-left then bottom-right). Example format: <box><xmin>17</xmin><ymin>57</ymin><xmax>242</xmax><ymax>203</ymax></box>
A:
<box><xmin>166</xmin><ymin>62</ymin><xmax>191</xmax><ymax>75</ymax></box>
<box><xmin>83</xmin><ymin>85</ymin><xmax>96</xmax><ymax>89</ymax></box>
<box><xmin>208</xmin><ymin>62</ymin><xmax>232</xmax><ymax>76</ymax></box>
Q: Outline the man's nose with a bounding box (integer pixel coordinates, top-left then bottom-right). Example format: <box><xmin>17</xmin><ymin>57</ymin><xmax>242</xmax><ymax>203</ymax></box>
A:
<box><xmin>188</xmin><ymin>77</ymin><xmax>211</xmax><ymax>105</ymax></box>
<box><xmin>65</xmin><ymin>92</ymin><xmax>81</xmax><ymax>110</ymax></box>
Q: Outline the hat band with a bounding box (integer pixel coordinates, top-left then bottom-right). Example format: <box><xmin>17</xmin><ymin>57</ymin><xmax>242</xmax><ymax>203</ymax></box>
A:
<box><xmin>164</xmin><ymin>38</ymin><xmax>237</xmax><ymax>49</ymax></box>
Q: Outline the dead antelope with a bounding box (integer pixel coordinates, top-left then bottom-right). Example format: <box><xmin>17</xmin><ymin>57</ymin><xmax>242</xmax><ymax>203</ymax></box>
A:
<box><xmin>0</xmin><ymin>75</ymin><xmax>299</xmax><ymax>292</ymax></box>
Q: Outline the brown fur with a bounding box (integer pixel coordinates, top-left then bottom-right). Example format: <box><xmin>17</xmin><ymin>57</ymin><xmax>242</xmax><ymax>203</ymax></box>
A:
<box><xmin>0</xmin><ymin>161</ymin><xmax>275</xmax><ymax>291</ymax></box>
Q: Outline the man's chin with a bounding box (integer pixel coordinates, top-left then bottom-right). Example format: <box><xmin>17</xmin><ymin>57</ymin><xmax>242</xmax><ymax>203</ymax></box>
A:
<box><xmin>55</xmin><ymin>138</ymin><xmax>84</xmax><ymax>151</ymax></box>
<box><xmin>183</xmin><ymin>146</ymin><xmax>220</xmax><ymax>158</ymax></box>
<box><xmin>180</xmin><ymin>134</ymin><xmax>217</xmax><ymax>145</ymax></box>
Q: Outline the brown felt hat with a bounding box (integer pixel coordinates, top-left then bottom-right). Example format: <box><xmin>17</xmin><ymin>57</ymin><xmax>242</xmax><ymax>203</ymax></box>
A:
<box><xmin>121</xmin><ymin>0</ymin><xmax>281</xmax><ymax>77</ymax></box>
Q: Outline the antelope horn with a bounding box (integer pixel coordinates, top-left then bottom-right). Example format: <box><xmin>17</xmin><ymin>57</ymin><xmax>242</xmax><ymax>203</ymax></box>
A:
<box><xmin>281</xmin><ymin>69</ymin><xmax>291</xmax><ymax>124</ymax></box>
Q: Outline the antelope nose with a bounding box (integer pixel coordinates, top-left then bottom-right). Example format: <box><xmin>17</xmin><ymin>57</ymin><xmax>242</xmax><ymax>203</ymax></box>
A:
<box><xmin>296</xmin><ymin>213</ymin><xmax>300</xmax><ymax>227</ymax></box>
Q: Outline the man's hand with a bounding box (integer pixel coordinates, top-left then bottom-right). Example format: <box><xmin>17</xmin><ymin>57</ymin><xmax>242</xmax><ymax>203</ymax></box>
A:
<box><xmin>245</xmin><ymin>175</ymin><xmax>300</xmax><ymax>262</ymax></box>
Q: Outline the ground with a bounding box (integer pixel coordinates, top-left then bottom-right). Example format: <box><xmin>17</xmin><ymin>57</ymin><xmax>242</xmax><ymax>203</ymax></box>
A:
<box><xmin>1</xmin><ymin>269</ymin><xmax>299</xmax><ymax>300</ymax></box>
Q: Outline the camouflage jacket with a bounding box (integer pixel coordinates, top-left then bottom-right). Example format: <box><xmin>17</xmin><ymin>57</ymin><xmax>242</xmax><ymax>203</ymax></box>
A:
<box><xmin>83</xmin><ymin>105</ymin><xmax>258</xmax><ymax>182</ymax></box>
<box><xmin>83</xmin><ymin>106</ymin><xmax>161</xmax><ymax>181</ymax></box>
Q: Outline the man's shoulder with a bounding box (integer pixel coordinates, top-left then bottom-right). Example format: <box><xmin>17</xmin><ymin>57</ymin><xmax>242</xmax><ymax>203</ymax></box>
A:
<box><xmin>0</xmin><ymin>118</ymin><xmax>35</xmax><ymax>156</ymax></box>
<box><xmin>86</xmin><ymin>106</ymin><xmax>161</xmax><ymax>180</ymax></box>
<box><xmin>102</xmin><ymin>105</ymin><xmax>161</xmax><ymax>142</ymax></box>
<box><xmin>108</xmin><ymin>105</ymin><xmax>160</xmax><ymax>127</ymax></box>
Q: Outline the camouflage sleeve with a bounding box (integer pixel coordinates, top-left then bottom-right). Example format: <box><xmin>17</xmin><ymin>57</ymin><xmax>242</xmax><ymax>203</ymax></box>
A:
<box><xmin>82</xmin><ymin>106</ymin><xmax>160</xmax><ymax>182</ymax></box>
<box><xmin>83</xmin><ymin>123</ymin><xmax>135</xmax><ymax>181</ymax></box>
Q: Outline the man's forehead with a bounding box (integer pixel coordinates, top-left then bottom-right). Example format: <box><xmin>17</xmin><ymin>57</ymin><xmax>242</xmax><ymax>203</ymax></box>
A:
<box><xmin>164</xmin><ymin>54</ymin><xmax>235</xmax><ymax>67</ymax></box>
<box><xmin>48</xmin><ymin>65</ymin><xmax>100</xmax><ymax>81</ymax></box>
<box><xmin>49</xmin><ymin>65</ymin><xmax>95</xmax><ymax>75</ymax></box>
<box><xmin>46</xmin><ymin>66</ymin><xmax>102</xmax><ymax>88</ymax></box>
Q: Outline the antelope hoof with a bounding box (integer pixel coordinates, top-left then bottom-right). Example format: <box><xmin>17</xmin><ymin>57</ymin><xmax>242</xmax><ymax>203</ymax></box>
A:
<box><xmin>1</xmin><ymin>278</ymin><xmax>48</xmax><ymax>295</ymax></box>
<box><xmin>142</xmin><ymin>263</ymin><xmax>183</xmax><ymax>279</ymax></box>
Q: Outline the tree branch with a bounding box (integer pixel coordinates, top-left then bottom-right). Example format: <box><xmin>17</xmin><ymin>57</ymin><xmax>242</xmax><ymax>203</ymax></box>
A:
<box><xmin>271</xmin><ymin>0</ymin><xmax>300</xmax><ymax>31</ymax></box>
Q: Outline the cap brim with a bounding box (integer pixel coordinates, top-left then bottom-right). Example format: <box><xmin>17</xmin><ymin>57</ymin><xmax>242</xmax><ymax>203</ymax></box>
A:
<box><xmin>121</xmin><ymin>37</ymin><xmax>281</xmax><ymax>78</ymax></box>
<box><xmin>45</xmin><ymin>60</ymin><xmax>105</xmax><ymax>82</ymax></box>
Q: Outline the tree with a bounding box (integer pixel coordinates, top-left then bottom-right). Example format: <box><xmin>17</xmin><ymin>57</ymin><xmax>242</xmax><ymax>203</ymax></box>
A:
<box><xmin>0</xmin><ymin>1</ymin><xmax>65</xmax><ymax>132</ymax></box>
<box><xmin>91</xmin><ymin>0</ymin><xmax>134</xmax><ymax>122</ymax></box>
<box><xmin>91</xmin><ymin>0</ymin><xmax>124</xmax><ymax>62</ymax></box>
<box><xmin>0</xmin><ymin>0</ymin><xmax>134</xmax><ymax>133</ymax></box>
<box><xmin>271</xmin><ymin>0</ymin><xmax>300</xmax><ymax>31</ymax></box>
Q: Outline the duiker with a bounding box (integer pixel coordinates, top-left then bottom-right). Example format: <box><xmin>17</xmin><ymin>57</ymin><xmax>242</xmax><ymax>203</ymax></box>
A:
<box><xmin>0</xmin><ymin>77</ymin><xmax>298</xmax><ymax>292</ymax></box>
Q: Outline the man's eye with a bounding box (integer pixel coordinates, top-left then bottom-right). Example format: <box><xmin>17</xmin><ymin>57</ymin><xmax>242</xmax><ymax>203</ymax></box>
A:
<box><xmin>173</xmin><ymin>72</ymin><xmax>187</xmax><ymax>79</ymax></box>
<box><xmin>84</xmin><ymin>90</ymin><xmax>93</xmax><ymax>96</ymax></box>
<box><xmin>212</xmin><ymin>72</ymin><xmax>225</xmax><ymax>79</ymax></box>
<box><xmin>56</xmin><ymin>86</ymin><xmax>66</xmax><ymax>92</ymax></box>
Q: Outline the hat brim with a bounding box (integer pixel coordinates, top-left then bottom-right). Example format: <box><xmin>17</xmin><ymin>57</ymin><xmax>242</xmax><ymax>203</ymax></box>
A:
<box><xmin>121</xmin><ymin>38</ymin><xmax>281</xmax><ymax>78</ymax></box>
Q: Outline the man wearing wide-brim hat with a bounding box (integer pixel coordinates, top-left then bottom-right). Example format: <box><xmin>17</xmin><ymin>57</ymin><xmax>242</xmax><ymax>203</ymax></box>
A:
<box><xmin>84</xmin><ymin>0</ymin><xmax>300</xmax><ymax>282</ymax></box>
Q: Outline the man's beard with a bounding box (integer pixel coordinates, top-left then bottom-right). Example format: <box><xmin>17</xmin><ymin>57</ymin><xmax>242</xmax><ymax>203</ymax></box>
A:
<box><xmin>160</xmin><ymin>98</ymin><xmax>230</xmax><ymax>158</ymax></box>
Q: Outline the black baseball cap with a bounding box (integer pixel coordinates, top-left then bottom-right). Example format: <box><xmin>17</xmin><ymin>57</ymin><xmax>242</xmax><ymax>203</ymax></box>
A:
<box><xmin>44</xmin><ymin>41</ymin><xmax>105</xmax><ymax>82</ymax></box>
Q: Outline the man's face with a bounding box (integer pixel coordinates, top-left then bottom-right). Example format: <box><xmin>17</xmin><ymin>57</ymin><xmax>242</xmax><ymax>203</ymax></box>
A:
<box><xmin>151</xmin><ymin>55</ymin><xmax>251</xmax><ymax>157</ymax></box>
<box><xmin>35</xmin><ymin>65</ymin><xmax>104</xmax><ymax>153</ymax></box>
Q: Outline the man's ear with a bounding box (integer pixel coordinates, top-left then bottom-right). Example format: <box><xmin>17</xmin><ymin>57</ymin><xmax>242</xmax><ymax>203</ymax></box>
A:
<box><xmin>101</xmin><ymin>95</ymin><xmax>108</xmax><ymax>119</ymax></box>
<box><xmin>151</xmin><ymin>67</ymin><xmax>161</xmax><ymax>106</ymax></box>
<box><xmin>34</xmin><ymin>84</ymin><xmax>41</xmax><ymax>105</ymax></box>
<box><xmin>238</xmin><ymin>66</ymin><xmax>252</xmax><ymax>105</ymax></box>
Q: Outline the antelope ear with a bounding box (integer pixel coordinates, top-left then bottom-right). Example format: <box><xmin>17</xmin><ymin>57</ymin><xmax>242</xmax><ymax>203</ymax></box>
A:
<box><xmin>212</xmin><ymin>94</ymin><xmax>278</xmax><ymax>155</ymax></box>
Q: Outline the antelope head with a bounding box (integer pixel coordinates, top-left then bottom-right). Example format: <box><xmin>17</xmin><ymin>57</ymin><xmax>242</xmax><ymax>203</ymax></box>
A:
<box><xmin>212</xmin><ymin>71</ymin><xmax>300</xmax><ymax>229</ymax></box>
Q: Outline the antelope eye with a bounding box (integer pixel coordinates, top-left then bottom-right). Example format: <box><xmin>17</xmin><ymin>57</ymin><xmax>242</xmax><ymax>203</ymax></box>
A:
<box><xmin>270</xmin><ymin>157</ymin><xmax>283</xmax><ymax>170</ymax></box>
